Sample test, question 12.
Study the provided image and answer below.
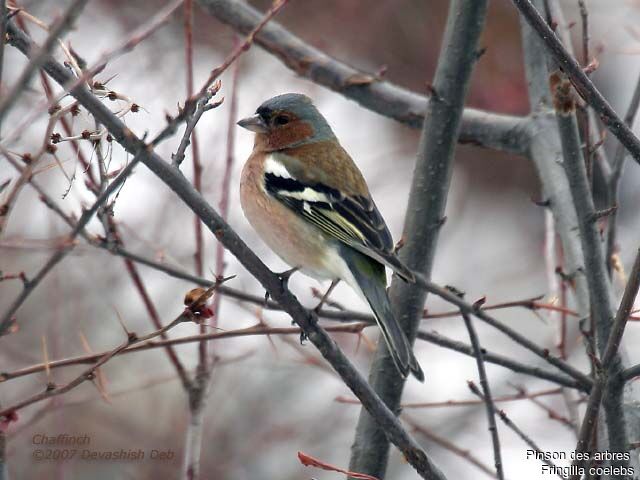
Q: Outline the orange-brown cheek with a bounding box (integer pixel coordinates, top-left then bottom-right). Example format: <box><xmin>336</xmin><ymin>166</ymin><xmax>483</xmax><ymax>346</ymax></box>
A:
<box><xmin>268</xmin><ymin>121</ymin><xmax>314</xmax><ymax>150</ymax></box>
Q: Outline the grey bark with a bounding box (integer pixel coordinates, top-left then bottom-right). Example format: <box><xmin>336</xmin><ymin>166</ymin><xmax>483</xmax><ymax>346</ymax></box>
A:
<box><xmin>348</xmin><ymin>1</ymin><xmax>488</xmax><ymax>478</ymax></box>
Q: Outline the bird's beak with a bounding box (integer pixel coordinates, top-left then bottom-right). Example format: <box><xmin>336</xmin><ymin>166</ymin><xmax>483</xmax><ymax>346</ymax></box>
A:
<box><xmin>237</xmin><ymin>114</ymin><xmax>268</xmax><ymax>133</ymax></box>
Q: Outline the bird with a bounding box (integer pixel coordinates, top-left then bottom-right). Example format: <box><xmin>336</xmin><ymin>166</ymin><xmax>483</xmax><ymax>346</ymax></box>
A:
<box><xmin>237</xmin><ymin>93</ymin><xmax>424</xmax><ymax>381</ymax></box>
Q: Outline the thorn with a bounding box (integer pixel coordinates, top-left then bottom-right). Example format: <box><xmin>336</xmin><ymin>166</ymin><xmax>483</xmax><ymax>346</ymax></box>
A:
<box><xmin>41</xmin><ymin>336</ymin><xmax>52</xmax><ymax>384</ymax></box>
<box><xmin>589</xmin><ymin>205</ymin><xmax>617</xmax><ymax>222</ymax></box>
<box><xmin>472</xmin><ymin>296</ymin><xmax>487</xmax><ymax>309</ymax></box>
<box><xmin>112</xmin><ymin>307</ymin><xmax>133</xmax><ymax>340</ymax></box>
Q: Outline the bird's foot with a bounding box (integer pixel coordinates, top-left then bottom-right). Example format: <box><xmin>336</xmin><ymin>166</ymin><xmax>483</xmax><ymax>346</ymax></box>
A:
<box><xmin>264</xmin><ymin>267</ymin><xmax>299</xmax><ymax>305</ymax></box>
<box><xmin>298</xmin><ymin>312</ymin><xmax>318</xmax><ymax>345</ymax></box>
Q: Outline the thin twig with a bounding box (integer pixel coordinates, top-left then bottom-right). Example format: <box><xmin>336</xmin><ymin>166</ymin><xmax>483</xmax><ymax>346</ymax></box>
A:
<box><xmin>413</xmin><ymin>276</ymin><xmax>593</xmax><ymax>389</ymax></box>
<box><xmin>460</xmin><ymin>309</ymin><xmax>504</xmax><ymax>479</ymax></box>
<box><xmin>0</xmin><ymin>0</ymin><xmax>88</xmax><ymax>123</ymax></box>
<box><xmin>0</xmin><ymin>323</ymin><xmax>367</xmax><ymax>384</ymax></box>
<box><xmin>336</xmin><ymin>388</ymin><xmax>563</xmax><ymax>409</ymax></box>
<box><xmin>0</xmin><ymin>299</ymin><xmax>211</xmax><ymax>419</ymax></box>
<box><xmin>408</xmin><ymin>417</ymin><xmax>497</xmax><ymax>479</ymax></box>
<box><xmin>468</xmin><ymin>382</ymin><xmax>564</xmax><ymax>479</ymax></box>
<box><xmin>109</xmin><ymin>218</ymin><xmax>192</xmax><ymax>389</ymax></box>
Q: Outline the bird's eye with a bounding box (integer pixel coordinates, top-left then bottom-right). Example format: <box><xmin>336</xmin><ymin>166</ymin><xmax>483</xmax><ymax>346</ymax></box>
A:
<box><xmin>274</xmin><ymin>115</ymin><xmax>290</xmax><ymax>126</ymax></box>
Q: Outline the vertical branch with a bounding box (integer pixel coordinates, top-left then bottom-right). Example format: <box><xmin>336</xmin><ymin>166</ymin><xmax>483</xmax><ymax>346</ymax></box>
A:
<box><xmin>576</xmin><ymin>0</ymin><xmax>592</xmax><ymax>182</ymax></box>
<box><xmin>520</xmin><ymin>0</ymin><xmax>592</xmax><ymax>335</ymax></box>
<box><xmin>0</xmin><ymin>0</ymin><xmax>7</xmax><ymax>136</ymax></box>
<box><xmin>112</xmin><ymin>222</ymin><xmax>192</xmax><ymax>389</ymax></box>
<box><xmin>552</xmin><ymin>70</ymin><xmax>629</xmax><ymax>466</ymax></box>
<box><xmin>184</xmin><ymin>0</ymin><xmax>205</xmax><ymax>282</ymax></box>
<box><xmin>181</xmin><ymin>3</ymin><xmax>208</xmax><ymax>479</ymax></box>
<box><xmin>606</xmin><ymin>74</ymin><xmax>640</xmax><ymax>274</ymax></box>
<box><xmin>348</xmin><ymin>1</ymin><xmax>488</xmax><ymax>477</ymax></box>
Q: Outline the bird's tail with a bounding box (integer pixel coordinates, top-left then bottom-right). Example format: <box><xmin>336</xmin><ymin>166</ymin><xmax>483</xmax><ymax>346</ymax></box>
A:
<box><xmin>340</xmin><ymin>247</ymin><xmax>424</xmax><ymax>382</ymax></box>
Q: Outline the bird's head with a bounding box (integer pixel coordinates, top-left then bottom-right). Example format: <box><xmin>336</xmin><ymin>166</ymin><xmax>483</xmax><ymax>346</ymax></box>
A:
<box><xmin>237</xmin><ymin>93</ymin><xmax>335</xmax><ymax>150</ymax></box>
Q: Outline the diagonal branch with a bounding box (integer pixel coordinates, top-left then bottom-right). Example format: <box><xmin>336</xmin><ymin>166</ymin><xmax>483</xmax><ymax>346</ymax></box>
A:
<box><xmin>5</xmin><ymin>20</ymin><xmax>446</xmax><ymax>480</ymax></box>
<box><xmin>511</xmin><ymin>0</ymin><xmax>640</xmax><ymax>166</ymax></box>
<box><xmin>0</xmin><ymin>0</ymin><xmax>88</xmax><ymax>123</ymax></box>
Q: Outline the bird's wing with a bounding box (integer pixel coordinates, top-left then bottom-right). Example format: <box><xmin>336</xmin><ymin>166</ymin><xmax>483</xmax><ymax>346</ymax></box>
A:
<box><xmin>263</xmin><ymin>154</ymin><xmax>415</xmax><ymax>282</ymax></box>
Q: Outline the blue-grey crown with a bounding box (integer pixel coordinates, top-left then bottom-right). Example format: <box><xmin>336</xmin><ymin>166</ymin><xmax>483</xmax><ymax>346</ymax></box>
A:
<box><xmin>256</xmin><ymin>93</ymin><xmax>335</xmax><ymax>142</ymax></box>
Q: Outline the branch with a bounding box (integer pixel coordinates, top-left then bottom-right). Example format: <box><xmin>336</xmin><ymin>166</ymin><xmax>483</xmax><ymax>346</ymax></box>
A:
<box><xmin>414</xmin><ymin>277</ymin><xmax>593</xmax><ymax>390</ymax></box>
<box><xmin>349</xmin><ymin>1</ymin><xmax>488</xmax><ymax>477</ymax></box>
<box><xmin>461</xmin><ymin>310</ymin><xmax>504</xmax><ymax>479</ymax></box>
<box><xmin>0</xmin><ymin>293</ymin><xmax>213</xmax><ymax>419</ymax></box>
<box><xmin>0</xmin><ymin>323</ymin><xmax>367</xmax><ymax>383</ymax></box>
<box><xmin>0</xmin><ymin>0</ymin><xmax>7</xmax><ymax>135</ymax></box>
<box><xmin>570</xmin><ymin>248</ymin><xmax>640</xmax><ymax>477</ymax></box>
<box><xmin>519</xmin><ymin>2</ymin><xmax>592</xmax><ymax>328</ymax></box>
<box><xmin>606</xmin><ymin>72</ymin><xmax>640</xmax><ymax>272</ymax></box>
<box><xmin>467</xmin><ymin>382</ymin><xmax>564</xmax><ymax>479</ymax></box>
<box><xmin>0</xmin><ymin>0</ymin><xmax>88</xmax><ymax>123</ymax></box>
<box><xmin>0</xmin><ymin>151</ymin><xmax>145</xmax><ymax>335</ymax></box>
<box><xmin>511</xmin><ymin>0</ymin><xmax>640</xmax><ymax>166</ymax></box>
<box><xmin>551</xmin><ymin>68</ymin><xmax>630</xmax><ymax>459</ymax></box>
<box><xmin>197</xmin><ymin>0</ymin><xmax>529</xmax><ymax>155</ymax></box>
<box><xmin>407</xmin><ymin>417</ymin><xmax>497</xmax><ymax>479</ymax></box>
<box><xmin>5</xmin><ymin>20</ymin><xmax>446</xmax><ymax>480</ymax></box>
<box><xmin>417</xmin><ymin>330</ymin><xmax>586</xmax><ymax>390</ymax></box>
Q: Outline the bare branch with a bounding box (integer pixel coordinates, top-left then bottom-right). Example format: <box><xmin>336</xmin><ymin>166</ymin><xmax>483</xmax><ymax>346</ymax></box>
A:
<box><xmin>5</xmin><ymin>20</ymin><xmax>446</xmax><ymax>480</ymax></box>
<box><xmin>606</xmin><ymin>72</ymin><xmax>640</xmax><ymax>272</ymax></box>
<box><xmin>197</xmin><ymin>0</ymin><xmax>529</xmax><ymax>155</ymax></box>
<box><xmin>0</xmin><ymin>323</ymin><xmax>367</xmax><ymax>383</ymax></box>
<box><xmin>468</xmin><ymin>382</ymin><xmax>564</xmax><ymax>479</ymax></box>
<box><xmin>417</xmin><ymin>330</ymin><xmax>586</xmax><ymax>390</ymax></box>
<box><xmin>461</xmin><ymin>310</ymin><xmax>504</xmax><ymax>479</ymax></box>
<box><xmin>408</xmin><ymin>417</ymin><xmax>497</xmax><ymax>479</ymax></box>
<box><xmin>0</xmin><ymin>300</ymin><xmax>209</xmax><ymax>419</ymax></box>
<box><xmin>0</xmin><ymin>0</ymin><xmax>88</xmax><ymax>123</ymax></box>
<box><xmin>413</xmin><ymin>277</ymin><xmax>593</xmax><ymax>390</ymax></box>
<box><xmin>511</xmin><ymin>0</ymin><xmax>640</xmax><ymax>166</ymax></box>
<box><xmin>349</xmin><ymin>1</ymin><xmax>488</xmax><ymax>477</ymax></box>
<box><xmin>571</xmin><ymin>248</ymin><xmax>640</xmax><ymax>477</ymax></box>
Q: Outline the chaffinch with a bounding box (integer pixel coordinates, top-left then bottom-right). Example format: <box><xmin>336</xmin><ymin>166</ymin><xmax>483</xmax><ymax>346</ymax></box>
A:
<box><xmin>238</xmin><ymin>93</ymin><xmax>423</xmax><ymax>381</ymax></box>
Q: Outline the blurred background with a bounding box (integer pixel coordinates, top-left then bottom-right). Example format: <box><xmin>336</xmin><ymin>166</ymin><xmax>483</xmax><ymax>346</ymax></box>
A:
<box><xmin>2</xmin><ymin>0</ymin><xmax>640</xmax><ymax>478</ymax></box>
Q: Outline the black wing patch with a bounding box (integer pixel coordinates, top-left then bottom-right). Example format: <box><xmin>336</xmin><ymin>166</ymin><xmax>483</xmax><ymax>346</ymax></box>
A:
<box><xmin>264</xmin><ymin>171</ymin><xmax>394</xmax><ymax>255</ymax></box>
